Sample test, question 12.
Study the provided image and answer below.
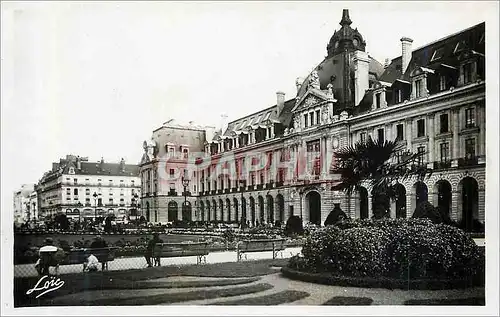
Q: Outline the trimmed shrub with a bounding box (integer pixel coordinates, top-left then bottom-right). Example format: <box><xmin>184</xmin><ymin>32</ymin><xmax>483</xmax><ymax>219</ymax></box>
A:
<box><xmin>412</xmin><ymin>201</ymin><xmax>443</xmax><ymax>223</ymax></box>
<box><xmin>284</xmin><ymin>216</ymin><xmax>304</xmax><ymax>237</ymax></box>
<box><xmin>324</xmin><ymin>205</ymin><xmax>348</xmax><ymax>226</ymax></box>
<box><xmin>294</xmin><ymin>218</ymin><xmax>484</xmax><ymax>281</ymax></box>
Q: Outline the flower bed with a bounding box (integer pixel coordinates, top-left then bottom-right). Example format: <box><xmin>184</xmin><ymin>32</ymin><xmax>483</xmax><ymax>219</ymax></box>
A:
<box><xmin>285</xmin><ymin>218</ymin><xmax>485</xmax><ymax>289</ymax></box>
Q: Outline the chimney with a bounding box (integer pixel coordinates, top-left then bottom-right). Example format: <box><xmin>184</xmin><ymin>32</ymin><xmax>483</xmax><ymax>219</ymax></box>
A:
<box><xmin>276</xmin><ymin>91</ymin><xmax>285</xmax><ymax>116</ymax></box>
<box><xmin>384</xmin><ymin>58</ymin><xmax>390</xmax><ymax>69</ymax></box>
<box><xmin>295</xmin><ymin>77</ymin><xmax>303</xmax><ymax>94</ymax></box>
<box><xmin>220</xmin><ymin>113</ymin><xmax>229</xmax><ymax>134</ymax></box>
<box><xmin>99</xmin><ymin>157</ymin><xmax>105</xmax><ymax>171</ymax></box>
<box><xmin>76</xmin><ymin>156</ymin><xmax>81</xmax><ymax>170</ymax></box>
<box><xmin>352</xmin><ymin>50</ymin><xmax>370</xmax><ymax>106</ymax></box>
<box><xmin>120</xmin><ymin>158</ymin><xmax>125</xmax><ymax>172</ymax></box>
<box><xmin>400</xmin><ymin>37</ymin><xmax>413</xmax><ymax>74</ymax></box>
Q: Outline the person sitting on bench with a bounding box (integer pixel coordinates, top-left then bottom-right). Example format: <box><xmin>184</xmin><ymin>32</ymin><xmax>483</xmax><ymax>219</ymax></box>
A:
<box><xmin>83</xmin><ymin>253</ymin><xmax>99</xmax><ymax>272</ymax></box>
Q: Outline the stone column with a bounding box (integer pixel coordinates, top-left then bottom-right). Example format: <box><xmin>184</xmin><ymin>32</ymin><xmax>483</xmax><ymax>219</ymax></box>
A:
<box><xmin>452</xmin><ymin>109</ymin><xmax>460</xmax><ymax>167</ymax></box>
<box><xmin>406</xmin><ymin>118</ymin><xmax>413</xmax><ymax>151</ymax></box>
<box><xmin>386</xmin><ymin>123</ymin><xmax>393</xmax><ymax>142</ymax></box>
<box><xmin>478</xmin><ymin>188</ymin><xmax>485</xmax><ymax>223</ymax></box>
<box><xmin>451</xmin><ymin>190</ymin><xmax>460</xmax><ymax>222</ymax></box>
<box><xmin>270</xmin><ymin>125</ymin><xmax>275</xmax><ymax>139</ymax></box>
<box><xmin>427</xmin><ymin>113</ymin><xmax>435</xmax><ymax>168</ymax></box>
<box><xmin>367</xmin><ymin>195</ymin><xmax>373</xmax><ymax>218</ymax></box>
<box><xmin>321</xmin><ymin>136</ymin><xmax>327</xmax><ymax>178</ymax></box>
<box><xmin>478</xmin><ymin>105</ymin><xmax>485</xmax><ymax>163</ymax></box>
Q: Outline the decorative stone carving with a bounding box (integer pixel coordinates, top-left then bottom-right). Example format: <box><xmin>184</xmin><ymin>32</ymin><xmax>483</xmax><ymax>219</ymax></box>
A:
<box><xmin>304</xmin><ymin>96</ymin><xmax>320</xmax><ymax>108</ymax></box>
<box><xmin>322</xmin><ymin>106</ymin><xmax>330</xmax><ymax>124</ymax></box>
<box><xmin>340</xmin><ymin>111</ymin><xmax>349</xmax><ymax>120</ymax></box>
<box><xmin>333</xmin><ymin>114</ymin><xmax>340</xmax><ymax>122</ymax></box>
<box><xmin>293</xmin><ymin>115</ymin><xmax>301</xmax><ymax>131</ymax></box>
<box><xmin>327</xmin><ymin>83</ymin><xmax>334</xmax><ymax>99</ymax></box>
<box><xmin>308</xmin><ymin>70</ymin><xmax>320</xmax><ymax>90</ymax></box>
<box><xmin>284</xmin><ymin>128</ymin><xmax>289</xmax><ymax>136</ymax></box>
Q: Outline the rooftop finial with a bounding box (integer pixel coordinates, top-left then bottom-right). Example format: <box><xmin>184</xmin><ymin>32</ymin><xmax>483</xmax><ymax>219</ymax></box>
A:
<box><xmin>340</xmin><ymin>9</ymin><xmax>352</xmax><ymax>27</ymax></box>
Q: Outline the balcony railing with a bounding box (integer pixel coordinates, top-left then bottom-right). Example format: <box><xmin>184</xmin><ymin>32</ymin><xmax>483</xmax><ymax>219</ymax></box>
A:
<box><xmin>275</xmin><ymin>181</ymin><xmax>284</xmax><ymax>187</ymax></box>
<box><xmin>217</xmin><ymin>189</ymin><xmax>223</xmax><ymax>194</ymax></box>
<box><xmin>247</xmin><ymin>185</ymin><xmax>255</xmax><ymax>191</ymax></box>
<box><xmin>167</xmin><ymin>191</ymin><xmax>178</xmax><ymax>196</ymax></box>
<box><xmin>434</xmin><ymin>161</ymin><xmax>452</xmax><ymax>169</ymax></box>
<box><xmin>210</xmin><ymin>190</ymin><xmax>216</xmax><ymax>195</ymax></box>
<box><xmin>458</xmin><ymin>156</ymin><xmax>479</xmax><ymax>167</ymax></box>
<box><xmin>224</xmin><ymin>188</ymin><xmax>230</xmax><ymax>194</ymax></box>
<box><xmin>256</xmin><ymin>184</ymin><xmax>263</xmax><ymax>190</ymax></box>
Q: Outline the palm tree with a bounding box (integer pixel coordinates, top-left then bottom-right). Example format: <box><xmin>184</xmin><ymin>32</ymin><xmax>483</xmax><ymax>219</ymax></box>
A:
<box><xmin>332</xmin><ymin>137</ymin><xmax>432</xmax><ymax>218</ymax></box>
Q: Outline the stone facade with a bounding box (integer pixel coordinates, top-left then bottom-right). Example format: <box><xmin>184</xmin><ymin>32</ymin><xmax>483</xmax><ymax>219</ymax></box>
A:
<box><xmin>141</xmin><ymin>10</ymin><xmax>486</xmax><ymax>231</ymax></box>
<box><xmin>37</xmin><ymin>155</ymin><xmax>141</xmax><ymax>221</ymax></box>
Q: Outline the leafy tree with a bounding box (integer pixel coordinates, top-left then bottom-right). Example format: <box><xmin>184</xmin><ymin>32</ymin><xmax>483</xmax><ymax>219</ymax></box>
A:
<box><xmin>332</xmin><ymin>137</ymin><xmax>432</xmax><ymax>200</ymax></box>
<box><xmin>54</xmin><ymin>214</ymin><xmax>69</xmax><ymax>231</ymax></box>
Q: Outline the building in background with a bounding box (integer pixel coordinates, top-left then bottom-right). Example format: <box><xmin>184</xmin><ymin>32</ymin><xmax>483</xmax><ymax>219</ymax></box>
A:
<box><xmin>141</xmin><ymin>10</ymin><xmax>485</xmax><ymax>231</ymax></box>
<box><xmin>13</xmin><ymin>184</ymin><xmax>36</xmax><ymax>224</ymax></box>
<box><xmin>36</xmin><ymin>155</ymin><xmax>141</xmax><ymax>222</ymax></box>
<box><xmin>139</xmin><ymin>120</ymin><xmax>215</xmax><ymax>223</ymax></box>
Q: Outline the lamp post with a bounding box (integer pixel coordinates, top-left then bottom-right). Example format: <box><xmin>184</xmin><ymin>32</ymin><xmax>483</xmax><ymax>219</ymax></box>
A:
<box><xmin>25</xmin><ymin>201</ymin><xmax>30</xmax><ymax>225</ymax></box>
<box><xmin>93</xmin><ymin>192</ymin><xmax>99</xmax><ymax>222</ymax></box>
<box><xmin>131</xmin><ymin>192</ymin><xmax>139</xmax><ymax>221</ymax></box>
<box><xmin>239</xmin><ymin>180</ymin><xmax>245</xmax><ymax>228</ymax></box>
<box><xmin>182</xmin><ymin>170</ymin><xmax>190</xmax><ymax>222</ymax></box>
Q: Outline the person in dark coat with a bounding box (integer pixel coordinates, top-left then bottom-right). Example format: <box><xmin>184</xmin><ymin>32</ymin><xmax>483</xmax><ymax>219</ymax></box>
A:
<box><xmin>90</xmin><ymin>235</ymin><xmax>108</xmax><ymax>270</ymax></box>
<box><xmin>145</xmin><ymin>233</ymin><xmax>163</xmax><ymax>267</ymax></box>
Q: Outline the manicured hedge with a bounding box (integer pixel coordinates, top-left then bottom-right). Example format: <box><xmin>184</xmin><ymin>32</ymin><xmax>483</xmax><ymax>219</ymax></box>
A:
<box><xmin>289</xmin><ymin>218</ymin><xmax>484</xmax><ymax>282</ymax></box>
<box><xmin>281</xmin><ymin>266</ymin><xmax>484</xmax><ymax>290</ymax></box>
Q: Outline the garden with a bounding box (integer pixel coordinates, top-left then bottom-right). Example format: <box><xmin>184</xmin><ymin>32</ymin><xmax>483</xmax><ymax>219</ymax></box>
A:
<box><xmin>282</xmin><ymin>217</ymin><xmax>485</xmax><ymax>289</ymax></box>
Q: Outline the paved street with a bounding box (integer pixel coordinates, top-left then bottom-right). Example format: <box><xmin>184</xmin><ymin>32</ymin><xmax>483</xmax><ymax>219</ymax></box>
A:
<box><xmin>14</xmin><ymin>247</ymin><xmax>302</xmax><ymax>278</ymax></box>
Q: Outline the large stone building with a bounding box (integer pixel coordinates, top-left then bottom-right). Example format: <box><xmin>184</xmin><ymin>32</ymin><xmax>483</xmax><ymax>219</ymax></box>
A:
<box><xmin>36</xmin><ymin>155</ymin><xmax>141</xmax><ymax>222</ymax></box>
<box><xmin>139</xmin><ymin>120</ymin><xmax>216</xmax><ymax>223</ymax></box>
<box><xmin>13</xmin><ymin>184</ymin><xmax>36</xmax><ymax>224</ymax></box>
<box><xmin>141</xmin><ymin>10</ymin><xmax>485</xmax><ymax>231</ymax></box>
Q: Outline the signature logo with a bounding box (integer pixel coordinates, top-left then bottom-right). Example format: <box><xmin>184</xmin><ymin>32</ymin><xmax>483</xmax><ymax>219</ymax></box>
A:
<box><xmin>26</xmin><ymin>275</ymin><xmax>65</xmax><ymax>298</ymax></box>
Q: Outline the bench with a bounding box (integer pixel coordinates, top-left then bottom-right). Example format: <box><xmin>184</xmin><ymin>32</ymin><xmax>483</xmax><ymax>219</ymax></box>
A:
<box><xmin>153</xmin><ymin>242</ymin><xmax>210</xmax><ymax>265</ymax></box>
<box><xmin>236</xmin><ymin>239</ymin><xmax>286</xmax><ymax>262</ymax></box>
<box><xmin>64</xmin><ymin>247</ymin><xmax>118</xmax><ymax>269</ymax></box>
<box><xmin>36</xmin><ymin>247</ymin><xmax>118</xmax><ymax>275</ymax></box>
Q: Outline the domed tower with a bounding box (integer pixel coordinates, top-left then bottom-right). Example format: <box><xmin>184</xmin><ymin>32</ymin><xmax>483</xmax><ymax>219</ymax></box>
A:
<box><xmin>325</xmin><ymin>9</ymin><xmax>370</xmax><ymax>110</ymax></box>
<box><xmin>326</xmin><ymin>9</ymin><xmax>367</xmax><ymax>57</ymax></box>
<box><xmin>295</xmin><ymin>9</ymin><xmax>374</xmax><ymax>112</ymax></box>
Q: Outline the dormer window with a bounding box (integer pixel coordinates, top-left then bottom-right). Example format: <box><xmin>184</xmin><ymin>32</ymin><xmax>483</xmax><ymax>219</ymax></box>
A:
<box><xmin>68</xmin><ymin>167</ymin><xmax>75</xmax><ymax>175</ymax></box>
<box><xmin>454</xmin><ymin>40</ymin><xmax>466</xmax><ymax>54</ymax></box>
<box><xmin>375</xmin><ymin>93</ymin><xmax>381</xmax><ymax>108</ymax></box>
<box><xmin>415</xmin><ymin>79</ymin><xmax>423</xmax><ymax>98</ymax></box>
<box><xmin>395</xmin><ymin>89</ymin><xmax>402</xmax><ymax>104</ymax></box>
<box><xmin>439</xmin><ymin>75</ymin><xmax>447</xmax><ymax>91</ymax></box>
<box><xmin>462</xmin><ymin>62</ymin><xmax>473</xmax><ymax>84</ymax></box>
<box><xmin>430</xmin><ymin>47</ymin><xmax>445</xmax><ymax>62</ymax></box>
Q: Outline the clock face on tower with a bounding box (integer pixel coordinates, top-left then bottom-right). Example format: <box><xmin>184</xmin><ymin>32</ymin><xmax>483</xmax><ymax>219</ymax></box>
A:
<box><xmin>353</xmin><ymin>38</ymin><xmax>359</xmax><ymax>47</ymax></box>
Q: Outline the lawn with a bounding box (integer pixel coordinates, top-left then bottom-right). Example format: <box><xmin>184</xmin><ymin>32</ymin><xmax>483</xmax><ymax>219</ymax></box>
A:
<box><xmin>47</xmin><ymin>283</ymin><xmax>275</xmax><ymax>306</ymax></box>
<box><xmin>211</xmin><ymin>290</ymin><xmax>310</xmax><ymax>305</ymax></box>
<box><xmin>15</xmin><ymin>258</ymin><xmax>288</xmax><ymax>307</ymax></box>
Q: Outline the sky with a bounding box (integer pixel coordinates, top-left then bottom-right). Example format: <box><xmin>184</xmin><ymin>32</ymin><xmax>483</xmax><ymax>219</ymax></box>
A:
<box><xmin>1</xmin><ymin>1</ymin><xmax>497</xmax><ymax>215</ymax></box>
